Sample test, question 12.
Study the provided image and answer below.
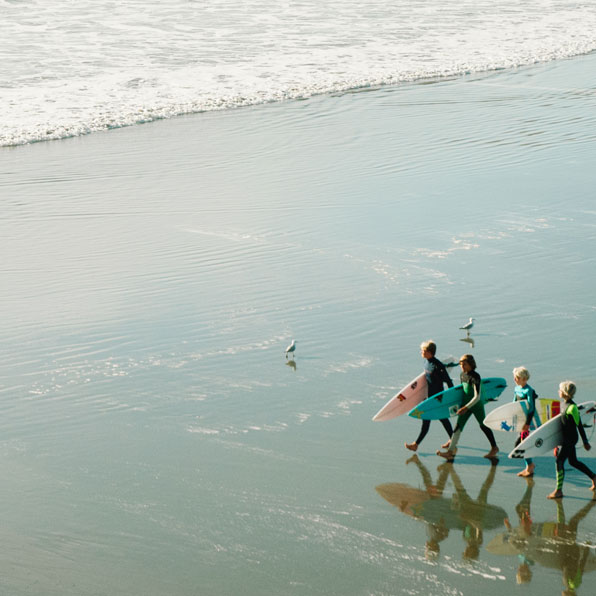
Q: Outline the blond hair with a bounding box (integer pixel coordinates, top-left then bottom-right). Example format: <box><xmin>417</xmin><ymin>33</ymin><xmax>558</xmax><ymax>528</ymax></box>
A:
<box><xmin>559</xmin><ymin>380</ymin><xmax>576</xmax><ymax>400</ymax></box>
<box><xmin>513</xmin><ymin>367</ymin><xmax>530</xmax><ymax>382</ymax></box>
<box><xmin>420</xmin><ymin>340</ymin><xmax>436</xmax><ymax>355</ymax></box>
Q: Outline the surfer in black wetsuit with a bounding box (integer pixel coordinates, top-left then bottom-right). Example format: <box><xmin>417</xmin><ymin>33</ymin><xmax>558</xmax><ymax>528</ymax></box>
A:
<box><xmin>547</xmin><ymin>381</ymin><xmax>596</xmax><ymax>500</ymax></box>
<box><xmin>405</xmin><ymin>340</ymin><xmax>453</xmax><ymax>452</ymax></box>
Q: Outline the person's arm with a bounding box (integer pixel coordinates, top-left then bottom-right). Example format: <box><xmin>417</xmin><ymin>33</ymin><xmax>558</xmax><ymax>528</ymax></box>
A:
<box><xmin>458</xmin><ymin>376</ymin><xmax>480</xmax><ymax>412</ymax></box>
<box><xmin>439</xmin><ymin>362</ymin><xmax>454</xmax><ymax>388</ymax></box>
<box><xmin>570</xmin><ymin>404</ymin><xmax>591</xmax><ymax>448</ymax></box>
<box><xmin>462</xmin><ymin>387</ymin><xmax>480</xmax><ymax>410</ymax></box>
<box><xmin>523</xmin><ymin>388</ymin><xmax>537</xmax><ymax>430</ymax></box>
<box><xmin>578</xmin><ymin>418</ymin><xmax>590</xmax><ymax>449</ymax></box>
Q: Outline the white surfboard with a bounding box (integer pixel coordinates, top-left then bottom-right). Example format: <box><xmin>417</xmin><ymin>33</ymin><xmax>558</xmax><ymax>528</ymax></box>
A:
<box><xmin>508</xmin><ymin>401</ymin><xmax>596</xmax><ymax>459</ymax></box>
<box><xmin>372</xmin><ymin>372</ymin><xmax>427</xmax><ymax>422</ymax></box>
<box><xmin>372</xmin><ymin>357</ymin><xmax>456</xmax><ymax>422</ymax></box>
<box><xmin>483</xmin><ymin>399</ymin><xmax>557</xmax><ymax>433</ymax></box>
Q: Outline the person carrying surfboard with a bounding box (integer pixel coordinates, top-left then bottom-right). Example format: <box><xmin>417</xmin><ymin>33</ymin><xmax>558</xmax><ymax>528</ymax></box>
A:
<box><xmin>436</xmin><ymin>354</ymin><xmax>499</xmax><ymax>462</ymax></box>
<box><xmin>512</xmin><ymin>367</ymin><xmax>541</xmax><ymax>478</ymax></box>
<box><xmin>404</xmin><ymin>340</ymin><xmax>454</xmax><ymax>452</ymax></box>
<box><xmin>547</xmin><ymin>381</ymin><xmax>596</xmax><ymax>500</ymax></box>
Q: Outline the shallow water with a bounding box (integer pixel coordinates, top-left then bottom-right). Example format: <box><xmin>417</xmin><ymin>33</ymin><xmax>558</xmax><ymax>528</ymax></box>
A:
<box><xmin>1</xmin><ymin>55</ymin><xmax>596</xmax><ymax>594</ymax></box>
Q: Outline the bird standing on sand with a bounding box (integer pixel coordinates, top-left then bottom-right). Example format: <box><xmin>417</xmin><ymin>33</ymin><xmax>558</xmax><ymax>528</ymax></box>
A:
<box><xmin>459</xmin><ymin>317</ymin><xmax>475</xmax><ymax>334</ymax></box>
<box><xmin>285</xmin><ymin>339</ymin><xmax>296</xmax><ymax>359</ymax></box>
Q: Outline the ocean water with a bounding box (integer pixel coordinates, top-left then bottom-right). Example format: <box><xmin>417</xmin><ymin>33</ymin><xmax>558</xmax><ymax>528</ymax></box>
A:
<box><xmin>3</xmin><ymin>53</ymin><xmax>596</xmax><ymax>594</ymax></box>
<box><xmin>3</xmin><ymin>3</ymin><xmax>596</xmax><ymax>596</ymax></box>
<box><xmin>2</xmin><ymin>0</ymin><xmax>596</xmax><ymax>146</ymax></box>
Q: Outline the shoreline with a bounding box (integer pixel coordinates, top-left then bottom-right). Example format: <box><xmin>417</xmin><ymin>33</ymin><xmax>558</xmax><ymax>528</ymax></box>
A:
<box><xmin>4</xmin><ymin>50</ymin><xmax>596</xmax><ymax>150</ymax></box>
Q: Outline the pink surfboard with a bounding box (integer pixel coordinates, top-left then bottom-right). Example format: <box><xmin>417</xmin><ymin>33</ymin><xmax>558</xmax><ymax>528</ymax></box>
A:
<box><xmin>372</xmin><ymin>356</ymin><xmax>456</xmax><ymax>422</ymax></box>
<box><xmin>372</xmin><ymin>372</ymin><xmax>428</xmax><ymax>422</ymax></box>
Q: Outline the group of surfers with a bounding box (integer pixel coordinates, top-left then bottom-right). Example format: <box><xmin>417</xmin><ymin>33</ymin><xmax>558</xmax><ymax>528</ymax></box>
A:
<box><xmin>404</xmin><ymin>341</ymin><xmax>596</xmax><ymax>499</ymax></box>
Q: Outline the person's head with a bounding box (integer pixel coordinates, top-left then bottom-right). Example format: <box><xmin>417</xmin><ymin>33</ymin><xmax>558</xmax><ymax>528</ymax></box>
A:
<box><xmin>513</xmin><ymin>366</ymin><xmax>530</xmax><ymax>387</ymax></box>
<box><xmin>420</xmin><ymin>340</ymin><xmax>436</xmax><ymax>359</ymax></box>
<box><xmin>559</xmin><ymin>381</ymin><xmax>576</xmax><ymax>402</ymax></box>
<box><xmin>459</xmin><ymin>354</ymin><xmax>476</xmax><ymax>372</ymax></box>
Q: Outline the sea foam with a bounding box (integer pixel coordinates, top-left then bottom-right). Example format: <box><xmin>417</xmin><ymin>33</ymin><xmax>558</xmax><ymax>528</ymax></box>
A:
<box><xmin>1</xmin><ymin>0</ymin><xmax>596</xmax><ymax>146</ymax></box>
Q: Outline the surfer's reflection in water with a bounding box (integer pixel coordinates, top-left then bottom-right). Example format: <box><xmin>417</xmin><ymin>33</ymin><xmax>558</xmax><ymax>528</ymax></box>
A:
<box><xmin>449</xmin><ymin>457</ymin><xmax>501</xmax><ymax>560</ymax></box>
<box><xmin>376</xmin><ymin>455</ymin><xmax>505</xmax><ymax>561</ymax></box>
<box><xmin>489</xmin><ymin>482</ymin><xmax>596</xmax><ymax>594</ymax></box>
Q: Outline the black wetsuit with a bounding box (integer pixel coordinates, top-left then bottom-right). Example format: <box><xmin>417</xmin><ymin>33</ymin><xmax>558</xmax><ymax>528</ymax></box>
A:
<box><xmin>413</xmin><ymin>357</ymin><xmax>454</xmax><ymax>445</ymax></box>
<box><xmin>555</xmin><ymin>400</ymin><xmax>595</xmax><ymax>491</ymax></box>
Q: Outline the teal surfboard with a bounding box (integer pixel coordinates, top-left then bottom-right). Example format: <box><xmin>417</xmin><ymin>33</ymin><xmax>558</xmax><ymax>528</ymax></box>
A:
<box><xmin>408</xmin><ymin>377</ymin><xmax>507</xmax><ymax>420</ymax></box>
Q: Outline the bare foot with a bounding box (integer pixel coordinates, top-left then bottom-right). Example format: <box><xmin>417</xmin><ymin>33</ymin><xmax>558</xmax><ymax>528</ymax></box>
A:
<box><xmin>436</xmin><ymin>449</ymin><xmax>455</xmax><ymax>462</ymax></box>
<box><xmin>547</xmin><ymin>490</ymin><xmax>563</xmax><ymax>499</ymax></box>
<box><xmin>518</xmin><ymin>464</ymin><xmax>535</xmax><ymax>477</ymax></box>
<box><xmin>590</xmin><ymin>480</ymin><xmax>596</xmax><ymax>491</ymax></box>
<box><xmin>441</xmin><ymin>440</ymin><xmax>451</xmax><ymax>449</ymax></box>
<box><xmin>405</xmin><ymin>442</ymin><xmax>418</xmax><ymax>452</ymax></box>
<box><xmin>484</xmin><ymin>446</ymin><xmax>499</xmax><ymax>458</ymax></box>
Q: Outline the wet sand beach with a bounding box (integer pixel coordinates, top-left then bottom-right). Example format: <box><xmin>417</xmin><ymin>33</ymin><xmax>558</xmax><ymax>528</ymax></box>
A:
<box><xmin>2</xmin><ymin>53</ymin><xmax>596</xmax><ymax>595</ymax></box>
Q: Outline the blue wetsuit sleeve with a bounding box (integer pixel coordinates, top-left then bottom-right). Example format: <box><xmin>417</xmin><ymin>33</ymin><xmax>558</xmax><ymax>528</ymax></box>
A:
<box><xmin>524</xmin><ymin>387</ymin><xmax>537</xmax><ymax>426</ymax></box>
<box><xmin>512</xmin><ymin>386</ymin><xmax>520</xmax><ymax>403</ymax></box>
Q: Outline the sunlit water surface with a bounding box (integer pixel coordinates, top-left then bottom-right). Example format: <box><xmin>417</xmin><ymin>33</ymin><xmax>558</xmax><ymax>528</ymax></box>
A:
<box><xmin>1</xmin><ymin>55</ymin><xmax>596</xmax><ymax>595</ymax></box>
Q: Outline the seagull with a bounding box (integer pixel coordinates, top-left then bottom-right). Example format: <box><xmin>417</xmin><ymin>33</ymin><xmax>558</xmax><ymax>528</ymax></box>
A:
<box><xmin>285</xmin><ymin>339</ymin><xmax>296</xmax><ymax>359</ymax></box>
<box><xmin>459</xmin><ymin>317</ymin><xmax>475</xmax><ymax>334</ymax></box>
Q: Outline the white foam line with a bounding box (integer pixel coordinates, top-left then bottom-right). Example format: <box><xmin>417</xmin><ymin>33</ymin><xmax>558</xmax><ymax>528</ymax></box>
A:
<box><xmin>470</xmin><ymin>79</ymin><xmax>596</xmax><ymax>95</ymax></box>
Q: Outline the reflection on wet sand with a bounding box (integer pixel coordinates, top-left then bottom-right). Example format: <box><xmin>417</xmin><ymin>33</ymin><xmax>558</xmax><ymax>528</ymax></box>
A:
<box><xmin>376</xmin><ymin>455</ymin><xmax>506</xmax><ymax>560</ymax></box>
<box><xmin>488</xmin><ymin>481</ymin><xmax>596</xmax><ymax>594</ymax></box>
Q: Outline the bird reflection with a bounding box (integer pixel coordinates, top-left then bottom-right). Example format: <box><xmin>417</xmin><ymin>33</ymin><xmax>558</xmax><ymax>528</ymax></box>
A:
<box><xmin>488</xmin><ymin>481</ymin><xmax>596</xmax><ymax>593</ymax></box>
<box><xmin>376</xmin><ymin>455</ymin><xmax>505</xmax><ymax>561</ymax></box>
<box><xmin>286</xmin><ymin>359</ymin><xmax>297</xmax><ymax>371</ymax></box>
<box><xmin>460</xmin><ymin>335</ymin><xmax>475</xmax><ymax>349</ymax></box>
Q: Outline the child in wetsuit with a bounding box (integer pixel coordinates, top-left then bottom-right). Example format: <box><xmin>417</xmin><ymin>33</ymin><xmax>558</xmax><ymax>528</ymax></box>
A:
<box><xmin>436</xmin><ymin>354</ymin><xmax>498</xmax><ymax>462</ymax></box>
<box><xmin>405</xmin><ymin>340</ymin><xmax>453</xmax><ymax>452</ymax></box>
<box><xmin>547</xmin><ymin>381</ymin><xmax>596</xmax><ymax>499</ymax></box>
<box><xmin>512</xmin><ymin>367</ymin><xmax>541</xmax><ymax>478</ymax></box>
